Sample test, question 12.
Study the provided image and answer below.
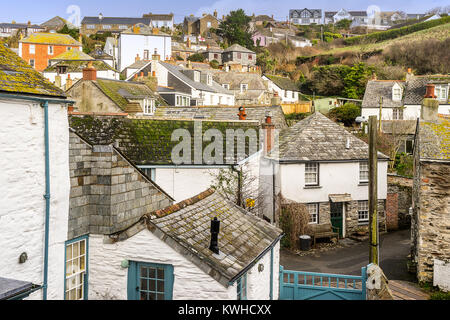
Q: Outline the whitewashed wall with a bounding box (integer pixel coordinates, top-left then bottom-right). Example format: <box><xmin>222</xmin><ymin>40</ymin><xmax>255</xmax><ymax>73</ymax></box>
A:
<box><xmin>152</xmin><ymin>167</ymin><xmax>227</xmax><ymax>203</ymax></box>
<box><xmin>362</xmin><ymin>105</ymin><xmax>450</xmax><ymax>120</ymax></box>
<box><xmin>0</xmin><ymin>98</ymin><xmax>70</xmax><ymax>300</ymax></box>
<box><xmin>88</xmin><ymin>229</ymin><xmax>280</xmax><ymax>300</ymax></box>
<box><xmin>434</xmin><ymin>259</ymin><xmax>450</xmax><ymax>292</ymax></box>
<box><xmin>44</xmin><ymin>70</ymin><xmax>119</xmax><ymax>88</ymax></box>
<box><xmin>263</xmin><ymin>76</ymin><xmax>299</xmax><ymax>104</ymax></box>
<box><xmin>279</xmin><ymin>161</ymin><xmax>388</xmax><ymax>203</ymax></box>
<box><xmin>119</xmin><ymin>34</ymin><xmax>172</xmax><ymax>71</ymax></box>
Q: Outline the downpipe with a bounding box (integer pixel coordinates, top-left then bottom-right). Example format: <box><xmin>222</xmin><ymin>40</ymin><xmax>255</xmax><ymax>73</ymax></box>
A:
<box><xmin>42</xmin><ymin>101</ymin><xmax>50</xmax><ymax>300</ymax></box>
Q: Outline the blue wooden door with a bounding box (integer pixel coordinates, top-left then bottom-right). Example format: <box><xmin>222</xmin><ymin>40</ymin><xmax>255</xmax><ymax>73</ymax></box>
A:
<box><xmin>279</xmin><ymin>266</ymin><xmax>367</xmax><ymax>300</ymax></box>
<box><xmin>127</xmin><ymin>262</ymin><xmax>174</xmax><ymax>300</ymax></box>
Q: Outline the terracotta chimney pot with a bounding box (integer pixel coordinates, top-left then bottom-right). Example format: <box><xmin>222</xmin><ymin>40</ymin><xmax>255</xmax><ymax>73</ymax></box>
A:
<box><xmin>424</xmin><ymin>84</ymin><xmax>437</xmax><ymax>99</ymax></box>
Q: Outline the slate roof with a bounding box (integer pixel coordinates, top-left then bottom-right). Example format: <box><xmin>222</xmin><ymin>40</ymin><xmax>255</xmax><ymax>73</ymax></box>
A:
<box><xmin>417</xmin><ymin>117</ymin><xmax>450</xmax><ymax>161</ymax></box>
<box><xmin>40</xmin><ymin>16</ymin><xmax>76</xmax><ymax>30</ymax></box>
<box><xmin>147</xmin><ymin>105</ymin><xmax>288</xmax><ymax>129</ymax></box>
<box><xmin>213</xmin><ymin>72</ymin><xmax>268</xmax><ymax>91</ymax></box>
<box><xmin>224</xmin><ymin>44</ymin><xmax>255</xmax><ymax>54</ymax></box>
<box><xmin>362</xmin><ymin>80</ymin><xmax>405</xmax><ymax>109</ymax></box>
<box><xmin>93</xmin><ymin>78</ymin><xmax>159</xmax><ymax>110</ymax></box>
<box><xmin>81</xmin><ymin>16</ymin><xmax>151</xmax><ymax>25</ymax></box>
<box><xmin>50</xmin><ymin>49</ymin><xmax>94</xmax><ymax>61</ymax></box>
<box><xmin>185</xmin><ymin>16</ymin><xmax>200</xmax><ymax>23</ymax></box>
<box><xmin>69</xmin><ymin>115</ymin><xmax>261</xmax><ymax>165</ymax></box>
<box><xmin>20</xmin><ymin>32</ymin><xmax>81</xmax><ymax>45</ymax></box>
<box><xmin>160</xmin><ymin>62</ymin><xmax>231</xmax><ymax>95</ymax></box>
<box><xmin>290</xmin><ymin>9</ymin><xmax>322</xmax><ymax>18</ymax></box>
<box><xmin>404</xmin><ymin>76</ymin><xmax>450</xmax><ymax>105</ymax></box>
<box><xmin>264</xmin><ymin>74</ymin><xmax>300</xmax><ymax>92</ymax></box>
<box><xmin>44</xmin><ymin>60</ymin><xmax>115</xmax><ymax>73</ymax></box>
<box><xmin>268</xmin><ymin>112</ymin><xmax>389</xmax><ymax>162</ymax></box>
<box><xmin>121</xmin><ymin>23</ymin><xmax>170</xmax><ymax>36</ymax></box>
<box><xmin>0</xmin><ymin>277</ymin><xmax>34</xmax><ymax>300</ymax></box>
<box><xmin>0</xmin><ymin>42</ymin><xmax>66</xmax><ymax>97</ymax></box>
<box><xmin>145</xmin><ymin>189</ymin><xmax>283</xmax><ymax>286</ymax></box>
<box><xmin>253</xmin><ymin>15</ymin><xmax>275</xmax><ymax>22</ymax></box>
<box><xmin>0</xmin><ymin>22</ymin><xmax>45</xmax><ymax>30</ymax></box>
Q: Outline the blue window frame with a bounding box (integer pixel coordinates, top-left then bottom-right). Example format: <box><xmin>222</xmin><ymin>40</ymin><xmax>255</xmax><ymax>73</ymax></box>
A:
<box><xmin>127</xmin><ymin>262</ymin><xmax>174</xmax><ymax>300</ymax></box>
<box><xmin>236</xmin><ymin>274</ymin><xmax>247</xmax><ymax>300</ymax></box>
<box><xmin>64</xmin><ymin>235</ymin><xmax>89</xmax><ymax>300</ymax></box>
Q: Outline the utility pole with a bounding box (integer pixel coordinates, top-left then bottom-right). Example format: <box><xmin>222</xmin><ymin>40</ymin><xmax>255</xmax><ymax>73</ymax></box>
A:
<box><xmin>369</xmin><ymin>116</ymin><xmax>379</xmax><ymax>265</ymax></box>
<box><xmin>378</xmin><ymin>96</ymin><xmax>383</xmax><ymax>133</ymax></box>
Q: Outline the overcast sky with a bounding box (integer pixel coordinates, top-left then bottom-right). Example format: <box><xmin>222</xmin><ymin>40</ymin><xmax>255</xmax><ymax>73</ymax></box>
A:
<box><xmin>0</xmin><ymin>0</ymin><xmax>447</xmax><ymax>25</ymax></box>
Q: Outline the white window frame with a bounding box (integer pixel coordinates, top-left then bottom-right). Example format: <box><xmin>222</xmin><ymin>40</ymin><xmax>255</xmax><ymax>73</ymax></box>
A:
<box><xmin>392</xmin><ymin>87</ymin><xmax>402</xmax><ymax>101</ymax></box>
<box><xmin>222</xmin><ymin>84</ymin><xmax>230</xmax><ymax>90</ymax></box>
<box><xmin>359</xmin><ymin>162</ymin><xmax>369</xmax><ymax>183</ymax></box>
<box><xmin>194</xmin><ymin>71</ymin><xmax>200</xmax><ymax>82</ymax></box>
<box><xmin>102</xmin><ymin>25</ymin><xmax>111</xmax><ymax>30</ymax></box>
<box><xmin>240</xmin><ymin>83</ymin><xmax>248</xmax><ymax>93</ymax></box>
<box><xmin>86</xmin><ymin>24</ymin><xmax>95</xmax><ymax>29</ymax></box>
<box><xmin>119</xmin><ymin>25</ymin><xmax>128</xmax><ymax>30</ymax></box>
<box><xmin>207</xmin><ymin>74</ymin><xmax>212</xmax><ymax>86</ymax></box>
<box><xmin>143</xmin><ymin>99</ymin><xmax>156</xmax><ymax>115</ymax></box>
<box><xmin>305</xmin><ymin>162</ymin><xmax>319</xmax><ymax>186</ymax></box>
<box><xmin>393</xmin><ymin>108</ymin><xmax>404</xmax><ymax>120</ymax></box>
<box><xmin>29</xmin><ymin>44</ymin><xmax>35</xmax><ymax>54</ymax></box>
<box><xmin>308</xmin><ymin>203</ymin><xmax>319</xmax><ymax>224</ymax></box>
<box><xmin>436</xmin><ymin>85</ymin><xmax>448</xmax><ymax>101</ymax></box>
<box><xmin>358</xmin><ymin>201</ymin><xmax>369</xmax><ymax>224</ymax></box>
<box><xmin>65</xmin><ymin>238</ymin><xmax>87</xmax><ymax>300</ymax></box>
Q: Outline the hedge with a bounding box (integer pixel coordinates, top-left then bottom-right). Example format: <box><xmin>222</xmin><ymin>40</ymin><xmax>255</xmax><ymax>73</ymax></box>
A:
<box><xmin>344</xmin><ymin>16</ymin><xmax>450</xmax><ymax>45</ymax></box>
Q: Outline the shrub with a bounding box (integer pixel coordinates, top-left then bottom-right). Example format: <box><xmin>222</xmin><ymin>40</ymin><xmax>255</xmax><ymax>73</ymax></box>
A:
<box><xmin>328</xmin><ymin>103</ymin><xmax>361</xmax><ymax>126</ymax></box>
<box><xmin>280</xmin><ymin>203</ymin><xmax>311</xmax><ymax>250</ymax></box>
<box><xmin>187</xmin><ymin>53</ymin><xmax>205</xmax><ymax>62</ymax></box>
<box><xmin>209</xmin><ymin>59</ymin><xmax>220</xmax><ymax>69</ymax></box>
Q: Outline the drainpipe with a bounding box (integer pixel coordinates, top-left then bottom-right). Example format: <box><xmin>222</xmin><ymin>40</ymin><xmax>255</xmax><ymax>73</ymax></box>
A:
<box><xmin>42</xmin><ymin>100</ymin><xmax>50</xmax><ymax>300</ymax></box>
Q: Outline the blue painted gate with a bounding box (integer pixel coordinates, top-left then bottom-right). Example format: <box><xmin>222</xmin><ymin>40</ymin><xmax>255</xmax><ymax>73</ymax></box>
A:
<box><xmin>279</xmin><ymin>266</ymin><xmax>367</xmax><ymax>300</ymax></box>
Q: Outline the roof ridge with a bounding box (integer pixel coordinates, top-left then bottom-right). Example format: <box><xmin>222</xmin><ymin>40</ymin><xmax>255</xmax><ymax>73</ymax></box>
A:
<box><xmin>150</xmin><ymin>189</ymin><xmax>215</xmax><ymax>218</ymax></box>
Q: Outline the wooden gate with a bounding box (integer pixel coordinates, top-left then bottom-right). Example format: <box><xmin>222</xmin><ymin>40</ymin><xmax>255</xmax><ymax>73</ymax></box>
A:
<box><xmin>279</xmin><ymin>266</ymin><xmax>367</xmax><ymax>300</ymax></box>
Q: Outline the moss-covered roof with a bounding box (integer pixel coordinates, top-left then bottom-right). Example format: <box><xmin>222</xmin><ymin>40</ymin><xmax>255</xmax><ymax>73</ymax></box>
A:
<box><xmin>0</xmin><ymin>42</ymin><xmax>66</xmax><ymax>97</ymax></box>
<box><xmin>44</xmin><ymin>60</ymin><xmax>115</xmax><ymax>73</ymax></box>
<box><xmin>69</xmin><ymin>115</ymin><xmax>261</xmax><ymax>165</ymax></box>
<box><xmin>50</xmin><ymin>50</ymin><xmax>94</xmax><ymax>61</ymax></box>
<box><xmin>93</xmin><ymin>79</ymin><xmax>158</xmax><ymax>111</ymax></box>
<box><xmin>264</xmin><ymin>74</ymin><xmax>300</xmax><ymax>92</ymax></box>
<box><xmin>20</xmin><ymin>32</ymin><xmax>81</xmax><ymax>45</ymax></box>
<box><xmin>419</xmin><ymin>118</ymin><xmax>450</xmax><ymax>161</ymax></box>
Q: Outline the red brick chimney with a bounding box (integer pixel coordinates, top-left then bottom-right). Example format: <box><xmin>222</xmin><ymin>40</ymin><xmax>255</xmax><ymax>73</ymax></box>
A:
<box><xmin>237</xmin><ymin>106</ymin><xmax>247</xmax><ymax>120</ymax></box>
<box><xmin>262</xmin><ymin>111</ymin><xmax>275</xmax><ymax>153</ymax></box>
<box><xmin>82</xmin><ymin>61</ymin><xmax>97</xmax><ymax>81</ymax></box>
<box><xmin>424</xmin><ymin>84</ymin><xmax>437</xmax><ymax>98</ymax></box>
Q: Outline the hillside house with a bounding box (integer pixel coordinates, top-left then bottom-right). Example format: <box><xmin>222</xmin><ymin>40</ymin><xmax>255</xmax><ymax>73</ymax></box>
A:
<box><xmin>265</xmin><ymin>112</ymin><xmax>389</xmax><ymax>236</ymax></box>
<box><xmin>142</xmin><ymin>13</ymin><xmax>174</xmax><ymax>30</ymax></box>
<box><xmin>0</xmin><ymin>43</ymin><xmax>71</xmax><ymax>300</ymax></box>
<box><xmin>19</xmin><ymin>32</ymin><xmax>82</xmax><ymax>72</ymax></box>
<box><xmin>222</xmin><ymin>44</ymin><xmax>256</xmax><ymax>71</ymax></box>
<box><xmin>80</xmin><ymin>14</ymin><xmax>151</xmax><ymax>35</ymax></box>
<box><xmin>411</xmin><ymin>97</ymin><xmax>450</xmax><ymax>286</ymax></box>
<box><xmin>262</xmin><ymin>75</ymin><xmax>301</xmax><ymax>103</ymax></box>
<box><xmin>0</xmin><ymin>21</ymin><xmax>45</xmax><ymax>37</ymax></box>
<box><xmin>324</xmin><ymin>9</ymin><xmax>369</xmax><ymax>26</ymax></box>
<box><xmin>289</xmin><ymin>9</ymin><xmax>322</xmax><ymax>25</ymax></box>
<box><xmin>40</xmin><ymin>16</ymin><xmax>76</xmax><ymax>32</ymax></box>
<box><xmin>118</xmin><ymin>24</ymin><xmax>172</xmax><ymax>72</ymax></box>
<box><xmin>183</xmin><ymin>13</ymin><xmax>219</xmax><ymax>37</ymax></box>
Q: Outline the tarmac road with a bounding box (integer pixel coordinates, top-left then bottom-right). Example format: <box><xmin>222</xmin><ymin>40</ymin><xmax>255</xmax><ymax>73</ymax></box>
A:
<box><xmin>280</xmin><ymin>229</ymin><xmax>416</xmax><ymax>282</ymax></box>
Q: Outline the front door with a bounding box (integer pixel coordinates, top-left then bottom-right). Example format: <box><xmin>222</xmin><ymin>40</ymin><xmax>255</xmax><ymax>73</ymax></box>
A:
<box><xmin>330</xmin><ymin>202</ymin><xmax>343</xmax><ymax>238</ymax></box>
<box><xmin>127</xmin><ymin>262</ymin><xmax>174</xmax><ymax>300</ymax></box>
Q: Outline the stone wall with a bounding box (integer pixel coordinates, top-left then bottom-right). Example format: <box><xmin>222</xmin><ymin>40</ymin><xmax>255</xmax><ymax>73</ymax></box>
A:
<box><xmin>387</xmin><ymin>174</ymin><xmax>413</xmax><ymax>230</ymax></box>
<box><xmin>69</xmin><ymin>131</ymin><xmax>173</xmax><ymax>239</ymax></box>
<box><xmin>414</xmin><ymin>162</ymin><xmax>450</xmax><ymax>282</ymax></box>
<box><xmin>345</xmin><ymin>200</ymin><xmax>386</xmax><ymax>236</ymax></box>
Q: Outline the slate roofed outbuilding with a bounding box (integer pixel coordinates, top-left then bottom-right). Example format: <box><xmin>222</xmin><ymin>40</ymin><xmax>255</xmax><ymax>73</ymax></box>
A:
<box><xmin>268</xmin><ymin>112</ymin><xmax>389</xmax><ymax>162</ymax></box>
<box><xmin>0</xmin><ymin>42</ymin><xmax>66</xmax><ymax>97</ymax></box>
<box><xmin>264</xmin><ymin>74</ymin><xmax>300</xmax><ymax>92</ymax></box>
<box><xmin>362</xmin><ymin>80</ymin><xmax>405</xmax><ymax>109</ymax></box>
<box><xmin>69</xmin><ymin>115</ymin><xmax>261</xmax><ymax>165</ymax></box>
<box><xmin>142</xmin><ymin>189</ymin><xmax>283</xmax><ymax>287</ymax></box>
<box><xmin>19</xmin><ymin>32</ymin><xmax>81</xmax><ymax>46</ymax></box>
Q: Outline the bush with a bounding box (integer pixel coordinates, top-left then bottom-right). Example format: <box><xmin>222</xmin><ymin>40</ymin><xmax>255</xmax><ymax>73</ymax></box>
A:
<box><xmin>344</xmin><ymin>16</ymin><xmax>450</xmax><ymax>45</ymax></box>
<box><xmin>394</xmin><ymin>153</ymin><xmax>413</xmax><ymax>177</ymax></box>
<box><xmin>187</xmin><ymin>53</ymin><xmax>205</xmax><ymax>62</ymax></box>
<box><xmin>209</xmin><ymin>60</ymin><xmax>220</xmax><ymax>69</ymax></box>
<box><xmin>328</xmin><ymin>103</ymin><xmax>361</xmax><ymax>126</ymax></box>
<box><xmin>280</xmin><ymin>203</ymin><xmax>311</xmax><ymax>250</ymax></box>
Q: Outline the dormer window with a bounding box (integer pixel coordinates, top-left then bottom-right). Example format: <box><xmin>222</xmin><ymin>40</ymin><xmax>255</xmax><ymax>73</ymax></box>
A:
<box><xmin>435</xmin><ymin>85</ymin><xmax>448</xmax><ymax>101</ymax></box>
<box><xmin>392</xmin><ymin>84</ymin><xmax>402</xmax><ymax>101</ymax></box>
<box><xmin>240</xmin><ymin>83</ymin><xmax>248</xmax><ymax>93</ymax></box>
<box><xmin>222</xmin><ymin>84</ymin><xmax>230</xmax><ymax>90</ymax></box>
<box><xmin>194</xmin><ymin>71</ymin><xmax>200</xmax><ymax>82</ymax></box>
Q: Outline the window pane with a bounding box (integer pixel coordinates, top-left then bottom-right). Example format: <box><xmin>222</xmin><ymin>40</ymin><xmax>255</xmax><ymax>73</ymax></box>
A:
<box><xmin>141</xmin><ymin>266</ymin><xmax>149</xmax><ymax>278</ymax></box>
<box><xmin>66</xmin><ymin>244</ymin><xmax>72</xmax><ymax>260</ymax></box>
<box><xmin>73</xmin><ymin>242</ymin><xmax>79</xmax><ymax>257</ymax></box>
<box><xmin>149</xmin><ymin>280</ymin><xmax>156</xmax><ymax>291</ymax></box>
<box><xmin>157</xmin><ymin>293</ymin><xmax>165</xmax><ymax>300</ymax></box>
<box><xmin>140</xmin><ymin>292</ymin><xmax>148</xmax><ymax>300</ymax></box>
<box><xmin>149</xmin><ymin>292</ymin><xmax>156</xmax><ymax>300</ymax></box>
<box><xmin>141</xmin><ymin>278</ymin><xmax>148</xmax><ymax>291</ymax></box>
<box><xmin>157</xmin><ymin>280</ymin><xmax>164</xmax><ymax>292</ymax></box>
<box><xmin>157</xmin><ymin>268</ymin><xmax>164</xmax><ymax>279</ymax></box>
<box><xmin>148</xmin><ymin>268</ymin><xmax>156</xmax><ymax>279</ymax></box>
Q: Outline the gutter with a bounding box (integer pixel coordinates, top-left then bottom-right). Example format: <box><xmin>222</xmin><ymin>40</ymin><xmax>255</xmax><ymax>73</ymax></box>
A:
<box><xmin>0</xmin><ymin>92</ymin><xmax>71</xmax><ymax>300</ymax></box>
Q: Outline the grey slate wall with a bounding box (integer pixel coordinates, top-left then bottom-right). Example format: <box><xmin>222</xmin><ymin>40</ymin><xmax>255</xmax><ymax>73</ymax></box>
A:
<box><xmin>68</xmin><ymin>131</ymin><xmax>173</xmax><ymax>240</ymax></box>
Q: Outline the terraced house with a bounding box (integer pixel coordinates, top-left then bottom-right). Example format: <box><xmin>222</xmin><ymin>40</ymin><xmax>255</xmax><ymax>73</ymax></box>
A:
<box><xmin>289</xmin><ymin>9</ymin><xmax>322</xmax><ymax>25</ymax></box>
<box><xmin>19</xmin><ymin>32</ymin><xmax>82</xmax><ymax>72</ymax></box>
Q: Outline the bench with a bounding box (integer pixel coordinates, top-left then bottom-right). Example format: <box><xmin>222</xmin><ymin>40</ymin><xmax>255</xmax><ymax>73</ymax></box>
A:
<box><xmin>309</xmin><ymin>223</ymin><xmax>340</xmax><ymax>247</ymax></box>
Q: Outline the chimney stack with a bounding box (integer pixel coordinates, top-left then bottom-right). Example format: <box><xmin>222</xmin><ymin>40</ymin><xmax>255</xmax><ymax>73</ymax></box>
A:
<box><xmin>65</xmin><ymin>74</ymin><xmax>73</xmax><ymax>91</ymax></box>
<box><xmin>238</xmin><ymin>106</ymin><xmax>247</xmax><ymax>120</ymax></box>
<box><xmin>135</xmin><ymin>54</ymin><xmax>140</xmax><ymax>62</ymax></box>
<box><xmin>262</xmin><ymin>111</ymin><xmax>275</xmax><ymax>153</ymax></box>
<box><xmin>214</xmin><ymin>10</ymin><xmax>218</xmax><ymax>18</ymax></box>
<box><xmin>271</xmin><ymin>92</ymin><xmax>281</xmax><ymax>106</ymax></box>
<box><xmin>209</xmin><ymin>217</ymin><xmax>220</xmax><ymax>255</ymax></box>
<box><xmin>82</xmin><ymin>61</ymin><xmax>97</xmax><ymax>81</ymax></box>
<box><xmin>421</xmin><ymin>84</ymin><xmax>439</xmax><ymax>121</ymax></box>
<box><xmin>406</xmin><ymin>67</ymin><xmax>415</xmax><ymax>81</ymax></box>
<box><xmin>152</xmin><ymin>49</ymin><xmax>160</xmax><ymax>61</ymax></box>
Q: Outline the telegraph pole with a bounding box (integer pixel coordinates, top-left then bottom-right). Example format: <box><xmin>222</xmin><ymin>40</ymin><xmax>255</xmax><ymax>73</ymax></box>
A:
<box><xmin>378</xmin><ymin>96</ymin><xmax>383</xmax><ymax>133</ymax></box>
<box><xmin>369</xmin><ymin>116</ymin><xmax>379</xmax><ymax>265</ymax></box>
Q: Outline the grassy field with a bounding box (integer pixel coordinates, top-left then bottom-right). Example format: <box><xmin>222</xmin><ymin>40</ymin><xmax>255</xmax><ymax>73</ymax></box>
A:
<box><xmin>316</xmin><ymin>22</ymin><xmax>450</xmax><ymax>56</ymax></box>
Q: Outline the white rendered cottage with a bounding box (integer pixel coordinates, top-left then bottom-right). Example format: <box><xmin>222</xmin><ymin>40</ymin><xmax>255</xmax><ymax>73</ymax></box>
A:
<box><xmin>262</xmin><ymin>74</ymin><xmax>301</xmax><ymax>104</ymax></box>
<box><xmin>0</xmin><ymin>43</ymin><xmax>71</xmax><ymax>300</ymax></box>
<box><xmin>118</xmin><ymin>23</ymin><xmax>172</xmax><ymax>72</ymax></box>
<box><xmin>265</xmin><ymin>112</ymin><xmax>389</xmax><ymax>237</ymax></box>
